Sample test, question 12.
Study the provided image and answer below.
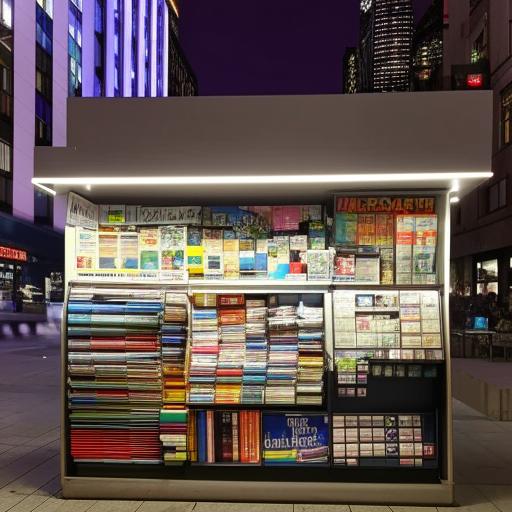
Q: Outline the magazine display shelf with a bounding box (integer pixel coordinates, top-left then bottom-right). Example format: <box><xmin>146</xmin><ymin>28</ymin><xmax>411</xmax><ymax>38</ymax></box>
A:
<box><xmin>38</xmin><ymin>93</ymin><xmax>493</xmax><ymax>505</ymax></box>
<box><xmin>61</xmin><ymin>278</ymin><xmax>450</xmax><ymax>504</ymax></box>
<box><xmin>59</xmin><ymin>193</ymin><xmax>456</xmax><ymax>504</ymax></box>
<box><xmin>59</xmin><ymin>190</ymin><xmax>453</xmax><ymax>505</ymax></box>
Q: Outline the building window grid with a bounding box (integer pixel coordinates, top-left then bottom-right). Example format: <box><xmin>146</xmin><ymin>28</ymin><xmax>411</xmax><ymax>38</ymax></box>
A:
<box><xmin>0</xmin><ymin>139</ymin><xmax>11</xmax><ymax>173</ymax></box>
<box><xmin>113</xmin><ymin>0</ymin><xmax>122</xmax><ymax>97</ymax></box>
<box><xmin>36</xmin><ymin>0</ymin><xmax>53</xmax><ymax>18</ymax></box>
<box><xmin>144</xmin><ymin>0</ymin><xmax>150</xmax><ymax>96</ymax></box>
<box><xmin>131</xmin><ymin>0</ymin><xmax>138</xmax><ymax>96</ymax></box>
<box><xmin>156</xmin><ymin>0</ymin><xmax>164</xmax><ymax>96</ymax></box>
<box><xmin>0</xmin><ymin>63</ymin><xmax>12</xmax><ymax>118</ymax></box>
<box><xmin>36</xmin><ymin>5</ymin><xmax>53</xmax><ymax>55</ymax></box>
<box><xmin>501</xmin><ymin>84</ymin><xmax>512</xmax><ymax>147</ymax></box>
<box><xmin>35</xmin><ymin>4</ymin><xmax>53</xmax><ymax>147</ymax></box>
<box><xmin>94</xmin><ymin>0</ymin><xmax>105</xmax><ymax>97</ymax></box>
<box><xmin>35</xmin><ymin>92</ymin><xmax>52</xmax><ymax>146</ymax></box>
<box><xmin>371</xmin><ymin>0</ymin><xmax>413</xmax><ymax>92</ymax></box>
<box><xmin>68</xmin><ymin>1</ymin><xmax>82</xmax><ymax>96</ymax></box>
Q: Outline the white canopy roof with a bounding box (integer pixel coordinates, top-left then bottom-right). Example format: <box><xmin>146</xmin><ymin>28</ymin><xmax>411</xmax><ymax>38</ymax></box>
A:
<box><xmin>34</xmin><ymin>91</ymin><xmax>492</xmax><ymax>204</ymax></box>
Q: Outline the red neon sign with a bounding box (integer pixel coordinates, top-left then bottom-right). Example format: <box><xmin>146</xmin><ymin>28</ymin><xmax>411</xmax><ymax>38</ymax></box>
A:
<box><xmin>467</xmin><ymin>73</ymin><xmax>483</xmax><ymax>88</ymax></box>
<box><xmin>0</xmin><ymin>246</ymin><xmax>28</xmax><ymax>262</ymax></box>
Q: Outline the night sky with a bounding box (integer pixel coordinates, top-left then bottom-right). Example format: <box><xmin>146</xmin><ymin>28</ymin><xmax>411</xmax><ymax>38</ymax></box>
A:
<box><xmin>180</xmin><ymin>0</ymin><xmax>434</xmax><ymax>96</ymax></box>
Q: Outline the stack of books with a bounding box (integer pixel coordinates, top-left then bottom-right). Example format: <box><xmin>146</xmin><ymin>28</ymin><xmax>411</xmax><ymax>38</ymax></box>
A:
<box><xmin>159</xmin><ymin>409</ymin><xmax>188</xmax><ymax>465</ymax></box>
<box><xmin>67</xmin><ymin>286</ymin><xmax>163</xmax><ymax>463</ymax></box>
<box><xmin>188</xmin><ymin>297</ymin><xmax>219</xmax><ymax>403</ymax></box>
<box><xmin>266</xmin><ymin>305</ymin><xmax>299</xmax><ymax>404</ymax></box>
<box><xmin>297</xmin><ymin>306</ymin><xmax>325</xmax><ymax>405</ymax></box>
<box><xmin>216</xmin><ymin>307</ymin><xmax>246</xmax><ymax>404</ymax></box>
<box><xmin>242</xmin><ymin>299</ymin><xmax>268</xmax><ymax>404</ymax></box>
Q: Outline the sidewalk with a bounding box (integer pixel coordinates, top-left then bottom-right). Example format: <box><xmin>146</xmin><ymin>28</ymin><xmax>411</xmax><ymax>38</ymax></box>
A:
<box><xmin>1</xmin><ymin>333</ymin><xmax>512</xmax><ymax>511</ymax></box>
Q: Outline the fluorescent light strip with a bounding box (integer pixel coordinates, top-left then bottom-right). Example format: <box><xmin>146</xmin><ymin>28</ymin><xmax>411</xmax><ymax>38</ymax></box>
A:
<box><xmin>33</xmin><ymin>182</ymin><xmax>57</xmax><ymax>196</ymax></box>
<box><xmin>32</xmin><ymin>172</ymin><xmax>493</xmax><ymax>187</ymax></box>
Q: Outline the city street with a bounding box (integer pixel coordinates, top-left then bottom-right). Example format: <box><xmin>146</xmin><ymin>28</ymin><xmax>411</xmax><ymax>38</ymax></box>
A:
<box><xmin>0</xmin><ymin>327</ymin><xmax>512</xmax><ymax>511</ymax></box>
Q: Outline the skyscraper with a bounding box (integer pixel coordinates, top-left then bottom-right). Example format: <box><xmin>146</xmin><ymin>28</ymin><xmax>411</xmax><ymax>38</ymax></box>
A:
<box><xmin>0</xmin><ymin>1</ymin><xmax>197</xmax><ymax>312</ymax></box>
<box><xmin>343</xmin><ymin>47</ymin><xmax>359</xmax><ymax>94</ymax></box>
<box><xmin>167</xmin><ymin>0</ymin><xmax>198</xmax><ymax>96</ymax></box>
<box><xmin>411</xmin><ymin>0</ymin><xmax>443</xmax><ymax>91</ymax></box>
<box><xmin>359</xmin><ymin>0</ymin><xmax>414</xmax><ymax>92</ymax></box>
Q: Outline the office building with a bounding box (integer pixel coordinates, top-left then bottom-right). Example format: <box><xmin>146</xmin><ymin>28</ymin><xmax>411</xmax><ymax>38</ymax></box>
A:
<box><xmin>411</xmin><ymin>0</ymin><xmax>443</xmax><ymax>91</ymax></box>
<box><xmin>0</xmin><ymin>0</ymin><xmax>196</xmax><ymax>311</ymax></box>
<box><xmin>446</xmin><ymin>0</ymin><xmax>512</xmax><ymax>303</ymax></box>
<box><xmin>359</xmin><ymin>0</ymin><xmax>414</xmax><ymax>92</ymax></box>
<box><xmin>342</xmin><ymin>47</ymin><xmax>359</xmax><ymax>94</ymax></box>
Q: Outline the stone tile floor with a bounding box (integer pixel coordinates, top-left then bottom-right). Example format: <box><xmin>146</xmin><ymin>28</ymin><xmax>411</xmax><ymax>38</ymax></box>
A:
<box><xmin>1</xmin><ymin>330</ymin><xmax>512</xmax><ymax>511</ymax></box>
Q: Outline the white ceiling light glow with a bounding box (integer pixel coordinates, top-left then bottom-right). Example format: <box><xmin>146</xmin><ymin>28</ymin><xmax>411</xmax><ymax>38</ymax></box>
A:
<box><xmin>32</xmin><ymin>171</ymin><xmax>493</xmax><ymax>187</ymax></box>
<box><xmin>33</xmin><ymin>182</ymin><xmax>57</xmax><ymax>196</ymax></box>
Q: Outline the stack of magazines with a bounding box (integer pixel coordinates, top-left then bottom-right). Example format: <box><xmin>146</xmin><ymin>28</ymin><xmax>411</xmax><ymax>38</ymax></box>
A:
<box><xmin>266</xmin><ymin>305</ymin><xmax>299</xmax><ymax>404</ymax></box>
<box><xmin>188</xmin><ymin>300</ymin><xmax>219</xmax><ymax>403</ymax></box>
<box><xmin>242</xmin><ymin>299</ymin><xmax>268</xmax><ymax>404</ymax></box>
<box><xmin>161</xmin><ymin>293</ymin><xmax>188</xmax><ymax>405</ymax></box>
<box><xmin>216</xmin><ymin>307</ymin><xmax>246</xmax><ymax>404</ymax></box>
<box><xmin>67</xmin><ymin>286</ymin><xmax>163</xmax><ymax>463</ymax></box>
<box><xmin>296</xmin><ymin>306</ymin><xmax>324</xmax><ymax>405</ymax></box>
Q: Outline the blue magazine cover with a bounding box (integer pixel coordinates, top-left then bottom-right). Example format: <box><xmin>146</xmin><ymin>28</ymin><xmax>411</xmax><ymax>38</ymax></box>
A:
<box><xmin>262</xmin><ymin>413</ymin><xmax>329</xmax><ymax>465</ymax></box>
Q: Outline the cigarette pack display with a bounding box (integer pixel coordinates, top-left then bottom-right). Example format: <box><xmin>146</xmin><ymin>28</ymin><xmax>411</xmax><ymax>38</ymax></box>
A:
<box><xmin>331</xmin><ymin>413</ymin><xmax>436</xmax><ymax>468</ymax></box>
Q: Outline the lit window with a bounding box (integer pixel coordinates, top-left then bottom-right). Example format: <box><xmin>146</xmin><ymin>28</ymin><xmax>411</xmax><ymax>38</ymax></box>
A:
<box><xmin>37</xmin><ymin>0</ymin><xmax>53</xmax><ymax>18</ymax></box>
<box><xmin>0</xmin><ymin>0</ymin><xmax>12</xmax><ymax>28</ymax></box>
<box><xmin>502</xmin><ymin>84</ymin><xmax>512</xmax><ymax>146</ymax></box>
<box><xmin>476</xmin><ymin>259</ymin><xmax>498</xmax><ymax>295</ymax></box>
<box><xmin>0</xmin><ymin>139</ymin><xmax>11</xmax><ymax>173</ymax></box>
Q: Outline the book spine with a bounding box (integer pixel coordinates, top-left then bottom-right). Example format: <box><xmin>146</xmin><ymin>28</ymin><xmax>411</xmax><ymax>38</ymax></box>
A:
<box><xmin>207</xmin><ymin>410</ymin><xmax>215</xmax><ymax>463</ymax></box>
<box><xmin>254</xmin><ymin>411</ymin><xmax>260</xmax><ymax>464</ymax></box>
<box><xmin>232</xmin><ymin>412</ymin><xmax>239</xmax><ymax>463</ymax></box>
<box><xmin>240</xmin><ymin>410</ymin><xmax>247</xmax><ymax>463</ymax></box>
<box><xmin>214</xmin><ymin>411</ymin><xmax>223</xmax><ymax>462</ymax></box>
<box><xmin>188</xmin><ymin>411</ymin><xmax>197</xmax><ymax>462</ymax></box>
<box><xmin>197</xmin><ymin>411</ymin><xmax>206</xmax><ymax>463</ymax></box>
<box><xmin>221</xmin><ymin>411</ymin><xmax>233</xmax><ymax>462</ymax></box>
<box><xmin>248</xmin><ymin>410</ymin><xmax>254</xmax><ymax>463</ymax></box>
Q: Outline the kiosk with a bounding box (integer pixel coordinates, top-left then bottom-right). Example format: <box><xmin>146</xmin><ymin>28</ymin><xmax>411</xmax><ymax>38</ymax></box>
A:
<box><xmin>33</xmin><ymin>92</ymin><xmax>492</xmax><ymax>504</ymax></box>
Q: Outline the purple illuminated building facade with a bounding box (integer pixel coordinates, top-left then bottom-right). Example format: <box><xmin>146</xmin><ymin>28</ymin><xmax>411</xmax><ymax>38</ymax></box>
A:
<box><xmin>0</xmin><ymin>0</ymin><xmax>194</xmax><ymax>309</ymax></box>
